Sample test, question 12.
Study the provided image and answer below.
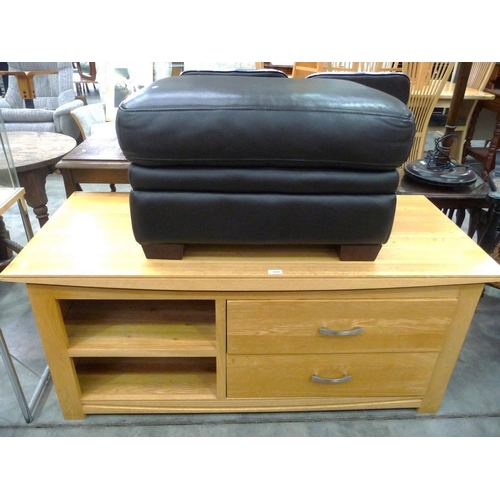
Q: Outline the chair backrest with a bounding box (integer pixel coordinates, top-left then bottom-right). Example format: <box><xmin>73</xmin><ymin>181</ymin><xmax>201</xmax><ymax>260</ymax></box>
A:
<box><xmin>467</xmin><ymin>62</ymin><xmax>496</xmax><ymax>90</ymax></box>
<box><xmin>459</xmin><ymin>62</ymin><xmax>497</xmax><ymax>135</ymax></box>
<box><xmin>292</xmin><ymin>62</ymin><xmax>324</xmax><ymax>78</ymax></box>
<box><xmin>70</xmin><ymin>102</ymin><xmax>106</xmax><ymax>140</ymax></box>
<box><xmin>324</xmin><ymin>62</ymin><xmax>363</xmax><ymax>72</ymax></box>
<box><xmin>403</xmin><ymin>62</ymin><xmax>455</xmax><ymax>164</ymax></box>
<box><xmin>296</xmin><ymin>62</ymin><xmax>402</xmax><ymax>76</ymax></box>
<box><xmin>74</xmin><ymin>62</ymin><xmax>97</xmax><ymax>83</ymax></box>
<box><xmin>4</xmin><ymin>62</ymin><xmax>75</xmax><ymax>110</ymax></box>
<box><xmin>363</xmin><ymin>62</ymin><xmax>402</xmax><ymax>72</ymax></box>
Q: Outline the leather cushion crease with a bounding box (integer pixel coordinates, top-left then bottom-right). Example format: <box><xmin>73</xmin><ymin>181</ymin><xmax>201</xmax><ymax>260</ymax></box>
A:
<box><xmin>115</xmin><ymin>71</ymin><xmax>415</xmax><ymax>258</ymax></box>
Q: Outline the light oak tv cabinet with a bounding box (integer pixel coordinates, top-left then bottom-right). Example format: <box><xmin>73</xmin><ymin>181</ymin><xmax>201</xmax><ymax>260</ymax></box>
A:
<box><xmin>2</xmin><ymin>193</ymin><xmax>500</xmax><ymax>420</ymax></box>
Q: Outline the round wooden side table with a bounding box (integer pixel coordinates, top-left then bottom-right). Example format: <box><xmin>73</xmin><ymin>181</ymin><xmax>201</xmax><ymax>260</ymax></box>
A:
<box><xmin>7</xmin><ymin>131</ymin><xmax>76</xmax><ymax>227</ymax></box>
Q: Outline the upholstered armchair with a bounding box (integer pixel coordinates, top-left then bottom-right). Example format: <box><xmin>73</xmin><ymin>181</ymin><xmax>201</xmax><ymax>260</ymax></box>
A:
<box><xmin>0</xmin><ymin>62</ymin><xmax>84</xmax><ymax>140</ymax></box>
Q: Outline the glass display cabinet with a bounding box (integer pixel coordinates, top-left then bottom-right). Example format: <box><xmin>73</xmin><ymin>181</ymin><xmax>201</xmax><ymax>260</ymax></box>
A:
<box><xmin>0</xmin><ymin>109</ymin><xmax>50</xmax><ymax>423</ymax></box>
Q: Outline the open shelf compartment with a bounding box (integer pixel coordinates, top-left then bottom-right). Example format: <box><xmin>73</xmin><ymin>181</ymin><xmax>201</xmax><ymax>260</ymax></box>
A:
<box><xmin>76</xmin><ymin>357</ymin><xmax>218</xmax><ymax>402</ymax></box>
<box><xmin>62</xmin><ymin>299</ymin><xmax>217</xmax><ymax>357</ymax></box>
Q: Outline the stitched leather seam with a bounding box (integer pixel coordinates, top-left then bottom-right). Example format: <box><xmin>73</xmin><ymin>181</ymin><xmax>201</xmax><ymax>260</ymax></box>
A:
<box><xmin>119</xmin><ymin>108</ymin><xmax>413</xmax><ymax>119</ymax></box>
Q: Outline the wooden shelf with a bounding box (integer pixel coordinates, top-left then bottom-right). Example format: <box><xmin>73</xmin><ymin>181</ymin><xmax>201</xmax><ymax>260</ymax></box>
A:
<box><xmin>64</xmin><ymin>300</ymin><xmax>216</xmax><ymax>357</ymax></box>
<box><xmin>77</xmin><ymin>358</ymin><xmax>217</xmax><ymax>402</ymax></box>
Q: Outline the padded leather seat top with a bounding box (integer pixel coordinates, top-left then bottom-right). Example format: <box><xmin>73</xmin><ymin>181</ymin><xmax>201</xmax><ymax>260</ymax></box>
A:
<box><xmin>116</xmin><ymin>74</ymin><xmax>415</xmax><ymax>170</ymax></box>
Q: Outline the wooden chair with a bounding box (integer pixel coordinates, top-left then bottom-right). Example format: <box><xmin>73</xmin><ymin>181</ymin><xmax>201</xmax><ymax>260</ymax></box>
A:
<box><xmin>256</xmin><ymin>62</ymin><xmax>293</xmax><ymax>75</ymax></box>
<box><xmin>291</xmin><ymin>62</ymin><xmax>324</xmax><ymax>78</ymax></box>
<box><xmin>463</xmin><ymin>88</ymin><xmax>500</xmax><ymax>177</ymax></box>
<box><xmin>292</xmin><ymin>62</ymin><xmax>401</xmax><ymax>78</ymax></box>
<box><xmin>325</xmin><ymin>62</ymin><xmax>368</xmax><ymax>72</ymax></box>
<box><xmin>403</xmin><ymin>62</ymin><xmax>455</xmax><ymax>165</ymax></box>
<box><xmin>73</xmin><ymin>62</ymin><xmax>97</xmax><ymax>95</ymax></box>
<box><xmin>293</xmin><ymin>62</ymin><xmax>365</xmax><ymax>78</ymax></box>
<box><xmin>363</xmin><ymin>62</ymin><xmax>402</xmax><ymax>72</ymax></box>
<box><xmin>461</xmin><ymin>63</ymin><xmax>500</xmax><ymax>176</ymax></box>
<box><xmin>429</xmin><ymin>62</ymin><xmax>496</xmax><ymax>163</ymax></box>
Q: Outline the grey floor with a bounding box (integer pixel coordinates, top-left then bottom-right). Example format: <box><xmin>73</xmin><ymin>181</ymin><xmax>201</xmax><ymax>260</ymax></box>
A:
<box><xmin>1</xmin><ymin>91</ymin><xmax>500</xmax><ymax>437</ymax></box>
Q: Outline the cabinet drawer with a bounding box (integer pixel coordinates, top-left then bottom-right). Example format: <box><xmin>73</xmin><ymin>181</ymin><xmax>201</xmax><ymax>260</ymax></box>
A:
<box><xmin>227</xmin><ymin>298</ymin><xmax>457</xmax><ymax>354</ymax></box>
<box><xmin>227</xmin><ymin>352</ymin><xmax>438</xmax><ymax>398</ymax></box>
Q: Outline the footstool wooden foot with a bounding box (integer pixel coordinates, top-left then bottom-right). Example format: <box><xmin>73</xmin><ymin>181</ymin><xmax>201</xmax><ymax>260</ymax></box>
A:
<box><xmin>336</xmin><ymin>244</ymin><xmax>382</xmax><ymax>261</ymax></box>
<box><xmin>142</xmin><ymin>243</ymin><xmax>185</xmax><ymax>260</ymax></box>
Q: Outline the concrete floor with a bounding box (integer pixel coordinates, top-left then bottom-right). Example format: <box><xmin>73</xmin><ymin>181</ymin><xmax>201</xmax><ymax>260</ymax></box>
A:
<box><xmin>1</xmin><ymin>88</ymin><xmax>500</xmax><ymax>436</ymax></box>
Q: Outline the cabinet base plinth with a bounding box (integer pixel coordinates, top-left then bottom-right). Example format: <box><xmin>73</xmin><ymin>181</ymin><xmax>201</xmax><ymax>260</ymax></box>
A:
<box><xmin>76</xmin><ymin>397</ymin><xmax>423</xmax><ymax>418</ymax></box>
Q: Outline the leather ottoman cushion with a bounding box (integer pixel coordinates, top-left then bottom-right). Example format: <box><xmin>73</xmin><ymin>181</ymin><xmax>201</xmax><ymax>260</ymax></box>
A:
<box><xmin>116</xmin><ymin>74</ymin><xmax>415</xmax><ymax>170</ymax></box>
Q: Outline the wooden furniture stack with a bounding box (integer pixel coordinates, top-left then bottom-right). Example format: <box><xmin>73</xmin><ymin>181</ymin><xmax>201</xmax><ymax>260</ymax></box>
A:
<box><xmin>1</xmin><ymin>192</ymin><xmax>500</xmax><ymax>420</ymax></box>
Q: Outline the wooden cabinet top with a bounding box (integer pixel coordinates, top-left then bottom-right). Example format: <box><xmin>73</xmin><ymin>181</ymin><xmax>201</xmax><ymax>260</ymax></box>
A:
<box><xmin>2</xmin><ymin>192</ymin><xmax>500</xmax><ymax>291</ymax></box>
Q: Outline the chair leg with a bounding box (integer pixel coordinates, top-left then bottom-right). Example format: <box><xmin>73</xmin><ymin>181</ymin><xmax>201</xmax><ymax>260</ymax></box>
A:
<box><xmin>455</xmin><ymin>208</ymin><xmax>466</xmax><ymax>228</ymax></box>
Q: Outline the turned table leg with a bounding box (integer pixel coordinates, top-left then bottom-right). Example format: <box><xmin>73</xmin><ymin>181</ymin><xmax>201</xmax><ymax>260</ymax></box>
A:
<box><xmin>16</xmin><ymin>166</ymin><xmax>53</xmax><ymax>228</ymax></box>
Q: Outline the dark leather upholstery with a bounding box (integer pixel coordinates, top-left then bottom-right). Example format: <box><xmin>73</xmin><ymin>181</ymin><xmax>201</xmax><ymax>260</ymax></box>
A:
<box><xmin>180</xmin><ymin>69</ymin><xmax>289</xmax><ymax>78</ymax></box>
<box><xmin>129</xmin><ymin>192</ymin><xmax>397</xmax><ymax>246</ymax></box>
<box><xmin>306</xmin><ymin>72</ymin><xmax>411</xmax><ymax>104</ymax></box>
<box><xmin>116</xmin><ymin>72</ymin><xmax>415</xmax><ymax>259</ymax></box>
<box><xmin>116</xmin><ymin>75</ymin><xmax>414</xmax><ymax>169</ymax></box>
<box><xmin>128</xmin><ymin>167</ymin><xmax>399</xmax><ymax>194</ymax></box>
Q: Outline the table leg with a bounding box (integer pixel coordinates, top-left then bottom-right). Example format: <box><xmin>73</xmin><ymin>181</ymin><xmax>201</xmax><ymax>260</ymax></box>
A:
<box><xmin>60</xmin><ymin>168</ymin><xmax>82</xmax><ymax>198</ymax></box>
<box><xmin>16</xmin><ymin>166</ymin><xmax>52</xmax><ymax>228</ymax></box>
<box><xmin>479</xmin><ymin>199</ymin><xmax>500</xmax><ymax>254</ymax></box>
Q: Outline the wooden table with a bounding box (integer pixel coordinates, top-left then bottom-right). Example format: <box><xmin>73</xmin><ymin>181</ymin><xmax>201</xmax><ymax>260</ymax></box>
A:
<box><xmin>397</xmin><ymin>169</ymin><xmax>496</xmax><ymax>244</ymax></box>
<box><xmin>436</xmin><ymin>81</ymin><xmax>495</xmax><ymax>108</ymax></box>
<box><xmin>57</xmin><ymin>128</ymin><xmax>128</xmax><ymax>197</ymax></box>
<box><xmin>7</xmin><ymin>131</ymin><xmax>76</xmax><ymax>227</ymax></box>
<box><xmin>1</xmin><ymin>192</ymin><xmax>500</xmax><ymax>419</ymax></box>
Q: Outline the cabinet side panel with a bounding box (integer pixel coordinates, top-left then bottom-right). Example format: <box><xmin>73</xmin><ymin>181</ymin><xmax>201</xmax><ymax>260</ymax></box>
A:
<box><xmin>419</xmin><ymin>283</ymin><xmax>484</xmax><ymax>413</ymax></box>
<box><xmin>26</xmin><ymin>284</ymin><xmax>85</xmax><ymax>419</ymax></box>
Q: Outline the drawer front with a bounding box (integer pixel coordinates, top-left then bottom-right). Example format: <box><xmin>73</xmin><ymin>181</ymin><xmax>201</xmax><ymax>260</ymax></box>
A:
<box><xmin>227</xmin><ymin>352</ymin><xmax>438</xmax><ymax>398</ymax></box>
<box><xmin>227</xmin><ymin>298</ymin><xmax>457</xmax><ymax>354</ymax></box>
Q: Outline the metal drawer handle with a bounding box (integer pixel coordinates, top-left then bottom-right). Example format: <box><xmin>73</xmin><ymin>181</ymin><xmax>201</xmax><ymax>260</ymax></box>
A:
<box><xmin>311</xmin><ymin>374</ymin><xmax>352</xmax><ymax>384</ymax></box>
<box><xmin>319</xmin><ymin>326</ymin><xmax>363</xmax><ymax>336</ymax></box>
